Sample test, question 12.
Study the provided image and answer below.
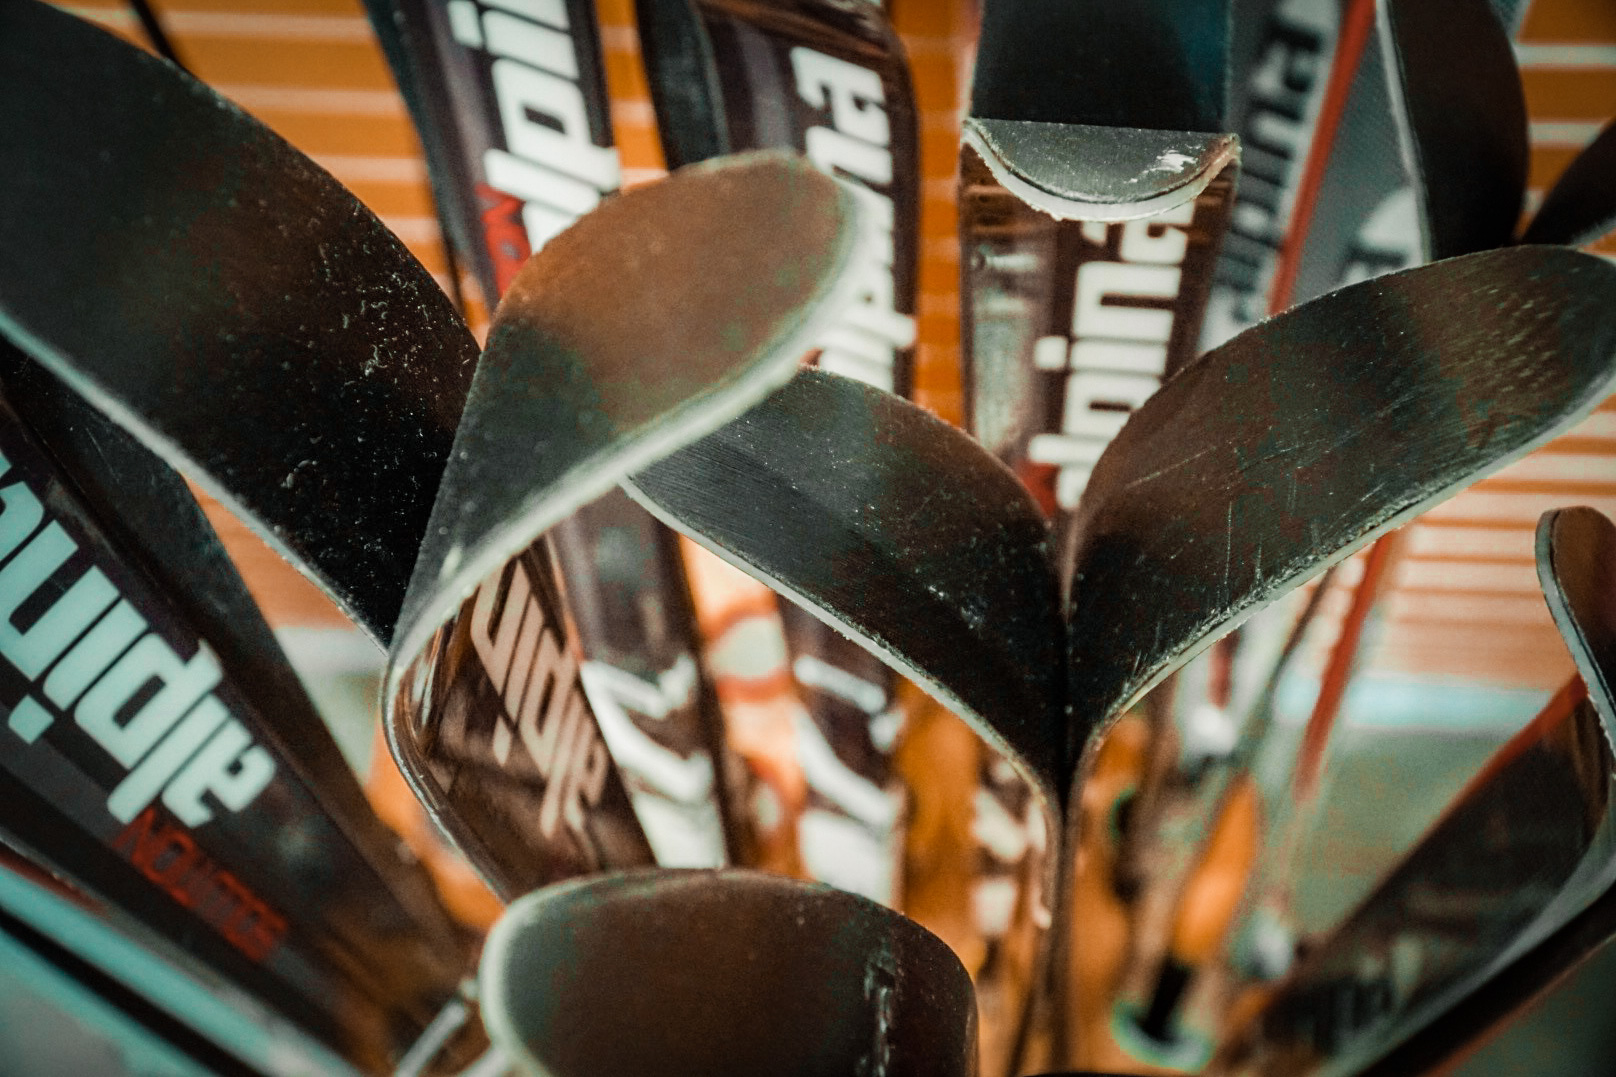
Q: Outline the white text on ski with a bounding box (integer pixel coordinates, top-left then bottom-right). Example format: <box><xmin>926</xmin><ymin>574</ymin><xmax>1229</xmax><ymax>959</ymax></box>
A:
<box><xmin>791</xmin><ymin>47</ymin><xmax>914</xmax><ymax>392</ymax></box>
<box><xmin>1028</xmin><ymin>203</ymin><xmax>1196</xmax><ymax>509</ymax></box>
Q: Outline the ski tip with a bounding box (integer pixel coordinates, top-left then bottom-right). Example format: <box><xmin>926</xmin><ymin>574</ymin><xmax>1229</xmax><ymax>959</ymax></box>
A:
<box><xmin>489</xmin><ymin>149</ymin><xmax>862</xmax><ymax>345</ymax></box>
<box><xmin>963</xmin><ymin>118</ymin><xmax>1237</xmax><ymax>222</ymax></box>
<box><xmin>1538</xmin><ymin>506</ymin><xmax>1616</xmax><ymax>740</ymax></box>
<box><xmin>480</xmin><ymin>868</ymin><xmax>977</xmax><ymax>1077</ymax></box>
<box><xmin>388</xmin><ymin>150</ymin><xmax>865</xmax><ymax>676</ymax></box>
<box><xmin>625</xmin><ymin>367</ymin><xmax>1065</xmax><ymax>791</ymax></box>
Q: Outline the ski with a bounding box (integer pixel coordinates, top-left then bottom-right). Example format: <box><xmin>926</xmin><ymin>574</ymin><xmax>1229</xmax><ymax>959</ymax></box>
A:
<box><xmin>1523</xmin><ymin>119</ymin><xmax>1616</xmax><ymax>248</ymax></box>
<box><xmin>631</xmin><ymin>0</ymin><xmax>923</xmax><ymax>903</ymax></box>
<box><xmin>959</xmin><ymin>0</ymin><xmax>1238</xmax><ymax>522</ymax></box>
<box><xmin>0</xmin><ymin>342</ymin><xmax>473</xmax><ymax>1072</ymax></box>
<box><xmin>1212</xmin><ymin>506</ymin><xmax>1616</xmax><ymax>1076</ymax></box>
<box><xmin>635</xmin><ymin>0</ymin><xmax>921</xmax><ymax>395</ymax></box>
<box><xmin>627</xmin><ymin>243</ymin><xmax>1616</xmax><ymax>1066</ymax></box>
<box><xmin>1266</xmin><ymin>0</ymin><xmax>1526</xmax><ymax>315</ymax></box>
<box><xmin>480</xmin><ymin>869</ymin><xmax>978</xmax><ymax>1076</ymax></box>
<box><xmin>364</xmin><ymin>0</ymin><xmax>746</xmax><ymax>871</ymax></box>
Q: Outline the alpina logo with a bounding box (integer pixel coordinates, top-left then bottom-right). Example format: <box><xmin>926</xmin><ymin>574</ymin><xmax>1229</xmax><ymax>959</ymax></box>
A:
<box><xmin>0</xmin><ymin>450</ymin><xmax>275</xmax><ymax>827</ymax></box>
<box><xmin>466</xmin><ymin>558</ymin><xmax>611</xmax><ymax>843</ymax></box>
<box><xmin>791</xmin><ymin>46</ymin><xmax>915</xmax><ymax>393</ymax></box>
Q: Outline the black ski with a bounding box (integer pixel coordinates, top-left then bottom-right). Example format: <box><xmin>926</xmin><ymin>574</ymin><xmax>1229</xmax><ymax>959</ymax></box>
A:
<box><xmin>479</xmin><ymin>869</ymin><xmax>978</xmax><ymax>1076</ymax></box>
<box><xmin>365</xmin><ymin>0</ymin><xmax>749</xmax><ymax>871</ymax></box>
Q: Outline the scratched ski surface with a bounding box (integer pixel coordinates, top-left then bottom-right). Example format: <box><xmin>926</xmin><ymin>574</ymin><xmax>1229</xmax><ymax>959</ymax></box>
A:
<box><xmin>480</xmin><ymin>869</ymin><xmax>978</xmax><ymax>1077</ymax></box>
<box><xmin>1213</xmin><ymin>507</ymin><xmax>1616</xmax><ymax>1077</ymax></box>
<box><xmin>1061</xmin><ymin>247</ymin><xmax>1616</xmax><ymax>768</ymax></box>
<box><xmin>628</xmin><ymin>247</ymin><xmax>1616</xmax><ymax>1064</ymax></box>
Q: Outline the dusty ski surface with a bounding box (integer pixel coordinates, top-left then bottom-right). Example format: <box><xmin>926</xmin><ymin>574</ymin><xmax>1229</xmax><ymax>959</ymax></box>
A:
<box><xmin>481</xmin><ymin>869</ymin><xmax>976</xmax><ymax>1077</ymax></box>
<box><xmin>389</xmin><ymin>152</ymin><xmax>861</xmax><ymax>675</ymax></box>
<box><xmin>1063</xmin><ymin>246</ymin><xmax>1616</xmax><ymax>777</ymax></box>
<box><xmin>0</xmin><ymin>0</ymin><xmax>476</xmax><ymax>642</ymax></box>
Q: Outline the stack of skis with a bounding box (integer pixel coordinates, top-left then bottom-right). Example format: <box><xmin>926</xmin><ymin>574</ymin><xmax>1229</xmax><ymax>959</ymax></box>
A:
<box><xmin>0</xmin><ymin>0</ymin><xmax>1614</xmax><ymax>1074</ymax></box>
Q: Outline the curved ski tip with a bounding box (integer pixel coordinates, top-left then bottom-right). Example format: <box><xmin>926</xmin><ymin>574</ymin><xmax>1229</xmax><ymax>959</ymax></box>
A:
<box><xmin>480</xmin><ymin>869</ymin><xmax>977</xmax><ymax>1077</ymax></box>
<box><xmin>388</xmin><ymin>151</ymin><xmax>864</xmax><ymax>668</ymax></box>
<box><xmin>492</xmin><ymin>149</ymin><xmax>861</xmax><ymax>338</ymax></box>
<box><xmin>963</xmin><ymin>118</ymin><xmax>1237</xmax><ymax>221</ymax></box>
<box><xmin>1521</xmin><ymin>119</ymin><xmax>1616</xmax><ymax>248</ymax></box>
<box><xmin>1537</xmin><ymin>506</ymin><xmax>1616</xmax><ymax>726</ymax></box>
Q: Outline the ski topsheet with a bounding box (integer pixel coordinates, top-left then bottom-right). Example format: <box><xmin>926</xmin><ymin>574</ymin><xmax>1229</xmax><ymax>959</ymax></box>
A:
<box><xmin>365</xmin><ymin>0</ymin><xmax>619</xmax><ymax>301</ymax></box>
<box><xmin>635</xmin><ymin>0</ymin><xmax>920</xmax><ymax>395</ymax></box>
<box><xmin>479</xmin><ymin>869</ymin><xmax>978</xmax><ymax>1076</ymax></box>
<box><xmin>960</xmin><ymin>0</ymin><xmax>1237</xmax><ymax>520</ymax></box>
<box><xmin>1264</xmin><ymin>0</ymin><xmax>1526</xmax><ymax>315</ymax></box>
<box><xmin>0</xmin><ymin>344</ymin><xmax>470</xmax><ymax>1071</ymax></box>
<box><xmin>366</xmin><ymin>0</ymin><xmax>743</xmax><ymax>871</ymax></box>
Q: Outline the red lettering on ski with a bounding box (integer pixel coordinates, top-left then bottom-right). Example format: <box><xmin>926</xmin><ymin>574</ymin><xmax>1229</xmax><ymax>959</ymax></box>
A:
<box><xmin>113</xmin><ymin>806</ymin><xmax>287</xmax><ymax>963</ymax></box>
<box><xmin>478</xmin><ymin>183</ymin><xmax>533</xmax><ymax>295</ymax></box>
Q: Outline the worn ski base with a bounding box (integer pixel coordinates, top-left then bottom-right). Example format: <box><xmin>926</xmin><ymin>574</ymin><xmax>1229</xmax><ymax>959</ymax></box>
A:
<box><xmin>1063</xmin><ymin>246</ymin><xmax>1616</xmax><ymax>773</ymax></box>
<box><xmin>480</xmin><ymin>869</ymin><xmax>977</xmax><ymax>1077</ymax></box>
